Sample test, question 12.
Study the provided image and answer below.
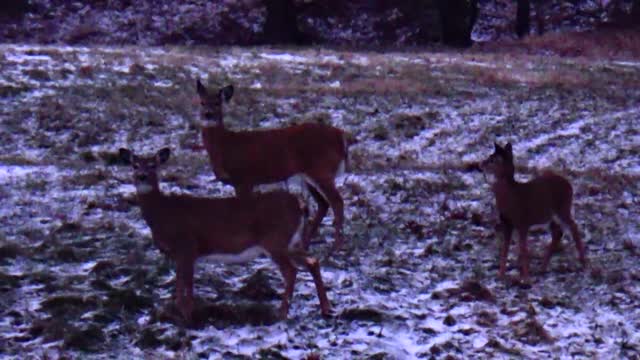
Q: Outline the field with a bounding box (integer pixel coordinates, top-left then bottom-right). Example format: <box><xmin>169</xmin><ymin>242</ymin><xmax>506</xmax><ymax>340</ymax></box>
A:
<box><xmin>0</xmin><ymin>44</ymin><xmax>639</xmax><ymax>359</ymax></box>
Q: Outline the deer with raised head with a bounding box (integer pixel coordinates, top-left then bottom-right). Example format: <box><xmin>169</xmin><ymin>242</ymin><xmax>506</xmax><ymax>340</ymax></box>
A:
<box><xmin>118</xmin><ymin>147</ymin><xmax>332</xmax><ymax>323</ymax></box>
<box><xmin>480</xmin><ymin>142</ymin><xmax>588</xmax><ymax>281</ymax></box>
<box><xmin>195</xmin><ymin>79</ymin><xmax>352</xmax><ymax>253</ymax></box>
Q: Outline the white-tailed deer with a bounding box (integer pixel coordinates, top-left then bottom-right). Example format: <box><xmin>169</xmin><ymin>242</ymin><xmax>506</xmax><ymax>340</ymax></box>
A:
<box><xmin>480</xmin><ymin>142</ymin><xmax>588</xmax><ymax>281</ymax></box>
<box><xmin>195</xmin><ymin>79</ymin><xmax>352</xmax><ymax>253</ymax></box>
<box><xmin>118</xmin><ymin>147</ymin><xmax>332</xmax><ymax>323</ymax></box>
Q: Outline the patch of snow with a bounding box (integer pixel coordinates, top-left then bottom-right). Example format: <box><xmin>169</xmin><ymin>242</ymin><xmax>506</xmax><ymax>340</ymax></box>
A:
<box><xmin>4</xmin><ymin>53</ymin><xmax>52</xmax><ymax>63</ymax></box>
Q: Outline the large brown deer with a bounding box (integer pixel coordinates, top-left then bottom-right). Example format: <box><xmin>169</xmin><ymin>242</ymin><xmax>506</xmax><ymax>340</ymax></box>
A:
<box><xmin>118</xmin><ymin>147</ymin><xmax>332</xmax><ymax>323</ymax></box>
<box><xmin>480</xmin><ymin>142</ymin><xmax>588</xmax><ymax>281</ymax></box>
<box><xmin>195</xmin><ymin>79</ymin><xmax>351</xmax><ymax>253</ymax></box>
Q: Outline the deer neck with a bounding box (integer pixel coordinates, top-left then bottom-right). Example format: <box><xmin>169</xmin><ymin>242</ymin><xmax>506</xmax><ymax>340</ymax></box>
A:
<box><xmin>491</xmin><ymin>172</ymin><xmax>521</xmax><ymax>214</ymax></box>
<box><xmin>492</xmin><ymin>173</ymin><xmax>516</xmax><ymax>190</ymax></box>
<box><xmin>135</xmin><ymin>187</ymin><xmax>166</xmax><ymax>225</ymax></box>
<box><xmin>201</xmin><ymin>124</ymin><xmax>228</xmax><ymax>143</ymax></box>
<box><xmin>201</xmin><ymin>125</ymin><xmax>233</xmax><ymax>181</ymax></box>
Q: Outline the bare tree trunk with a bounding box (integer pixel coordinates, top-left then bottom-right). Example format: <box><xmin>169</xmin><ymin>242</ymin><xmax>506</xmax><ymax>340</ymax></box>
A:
<box><xmin>262</xmin><ymin>0</ymin><xmax>308</xmax><ymax>45</ymax></box>
<box><xmin>516</xmin><ymin>0</ymin><xmax>530</xmax><ymax>38</ymax></box>
<box><xmin>535</xmin><ymin>0</ymin><xmax>546</xmax><ymax>35</ymax></box>
<box><xmin>436</xmin><ymin>0</ymin><xmax>478</xmax><ymax>48</ymax></box>
<box><xmin>0</xmin><ymin>0</ymin><xmax>33</xmax><ymax>19</ymax></box>
<box><xmin>632</xmin><ymin>0</ymin><xmax>640</xmax><ymax>25</ymax></box>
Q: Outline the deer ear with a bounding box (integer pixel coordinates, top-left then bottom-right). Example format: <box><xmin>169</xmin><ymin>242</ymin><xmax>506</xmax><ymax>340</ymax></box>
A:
<box><xmin>196</xmin><ymin>79</ymin><xmax>208</xmax><ymax>98</ymax></box>
<box><xmin>219</xmin><ymin>85</ymin><xmax>234</xmax><ymax>102</ymax></box>
<box><xmin>119</xmin><ymin>148</ymin><xmax>132</xmax><ymax>165</ymax></box>
<box><xmin>504</xmin><ymin>143</ymin><xmax>512</xmax><ymax>154</ymax></box>
<box><xmin>494</xmin><ymin>142</ymin><xmax>501</xmax><ymax>152</ymax></box>
<box><xmin>156</xmin><ymin>148</ymin><xmax>171</xmax><ymax>164</ymax></box>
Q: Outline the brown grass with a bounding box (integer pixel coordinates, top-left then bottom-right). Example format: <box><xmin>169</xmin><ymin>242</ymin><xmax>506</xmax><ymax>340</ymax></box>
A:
<box><xmin>478</xmin><ymin>26</ymin><xmax>640</xmax><ymax>60</ymax></box>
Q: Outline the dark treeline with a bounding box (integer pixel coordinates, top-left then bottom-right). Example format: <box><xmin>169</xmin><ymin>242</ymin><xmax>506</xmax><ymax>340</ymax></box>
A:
<box><xmin>0</xmin><ymin>0</ymin><xmax>638</xmax><ymax>47</ymax></box>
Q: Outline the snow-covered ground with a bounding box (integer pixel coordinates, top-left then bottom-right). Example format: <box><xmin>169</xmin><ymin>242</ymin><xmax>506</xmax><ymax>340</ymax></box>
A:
<box><xmin>0</xmin><ymin>45</ymin><xmax>639</xmax><ymax>359</ymax></box>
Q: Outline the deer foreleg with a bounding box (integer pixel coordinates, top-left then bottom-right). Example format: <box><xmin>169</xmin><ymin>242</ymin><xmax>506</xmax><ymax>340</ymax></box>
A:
<box><xmin>273</xmin><ymin>255</ymin><xmax>297</xmax><ymax>319</ymax></box>
<box><xmin>498</xmin><ymin>219</ymin><xmax>513</xmax><ymax>279</ymax></box>
<box><xmin>176</xmin><ymin>258</ymin><xmax>194</xmax><ymax>323</ymax></box>
<box><xmin>517</xmin><ymin>228</ymin><xmax>530</xmax><ymax>281</ymax></box>
<box><xmin>301</xmin><ymin>255</ymin><xmax>332</xmax><ymax>316</ymax></box>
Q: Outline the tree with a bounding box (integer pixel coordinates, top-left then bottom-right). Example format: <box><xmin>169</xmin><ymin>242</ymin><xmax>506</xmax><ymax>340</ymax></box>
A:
<box><xmin>516</xmin><ymin>0</ymin><xmax>530</xmax><ymax>38</ymax></box>
<box><xmin>630</xmin><ymin>0</ymin><xmax>640</xmax><ymax>25</ymax></box>
<box><xmin>436</xmin><ymin>0</ymin><xmax>478</xmax><ymax>47</ymax></box>
<box><xmin>262</xmin><ymin>0</ymin><xmax>309</xmax><ymax>45</ymax></box>
<box><xmin>0</xmin><ymin>0</ymin><xmax>33</xmax><ymax>19</ymax></box>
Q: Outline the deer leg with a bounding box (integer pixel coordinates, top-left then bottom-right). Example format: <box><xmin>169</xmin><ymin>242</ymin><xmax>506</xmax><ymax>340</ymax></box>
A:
<box><xmin>174</xmin><ymin>265</ymin><xmax>184</xmax><ymax>311</ymax></box>
<box><xmin>517</xmin><ymin>228</ymin><xmax>530</xmax><ymax>281</ymax></box>
<box><xmin>176</xmin><ymin>259</ymin><xmax>194</xmax><ymax>323</ymax></box>
<box><xmin>272</xmin><ymin>255</ymin><xmax>297</xmax><ymax>319</ymax></box>
<box><xmin>557</xmin><ymin>206</ymin><xmax>588</xmax><ymax>269</ymax></box>
<box><xmin>184</xmin><ymin>261</ymin><xmax>194</xmax><ymax>321</ymax></box>
<box><xmin>498</xmin><ymin>218</ymin><xmax>513</xmax><ymax>279</ymax></box>
<box><xmin>299</xmin><ymin>255</ymin><xmax>332</xmax><ymax>316</ymax></box>
<box><xmin>305</xmin><ymin>184</ymin><xmax>330</xmax><ymax>248</ymax></box>
<box><xmin>566</xmin><ymin>218</ymin><xmax>588</xmax><ymax>269</ymax></box>
<box><xmin>542</xmin><ymin>222</ymin><xmax>563</xmax><ymax>273</ymax></box>
<box><xmin>314</xmin><ymin>180</ymin><xmax>344</xmax><ymax>254</ymax></box>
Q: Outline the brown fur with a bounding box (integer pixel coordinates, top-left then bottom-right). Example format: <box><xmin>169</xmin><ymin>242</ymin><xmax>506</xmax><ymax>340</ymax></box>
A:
<box><xmin>481</xmin><ymin>143</ymin><xmax>588</xmax><ymax>281</ymax></box>
<box><xmin>119</xmin><ymin>147</ymin><xmax>332</xmax><ymax>323</ymax></box>
<box><xmin>196</xmin><ymin>80</ymin><xmax>351</xmax><ymax>253</ymax></box>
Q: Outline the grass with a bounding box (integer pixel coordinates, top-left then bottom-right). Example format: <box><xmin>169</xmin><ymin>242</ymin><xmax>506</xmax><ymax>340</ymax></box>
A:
<box><xmin>476</xmin><ymin>26</ymin><xmax>640</xmax><ymax>60</ymax></box>
<box><xmin>0</xmin><ymin>42</ymin><xmax>639</xmax><ymax>358</ymax></box>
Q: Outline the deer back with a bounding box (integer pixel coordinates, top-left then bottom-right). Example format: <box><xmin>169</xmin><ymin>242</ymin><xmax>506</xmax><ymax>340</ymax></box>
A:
<box><xmin>202</xmin><ymin>122</ymin><xmax>347</xmax><ymax>185</ymax></box>
<box><xmin>495</xmin><ymin>172</ymin><xmax>573</xmax><ymax>227</ymax></box>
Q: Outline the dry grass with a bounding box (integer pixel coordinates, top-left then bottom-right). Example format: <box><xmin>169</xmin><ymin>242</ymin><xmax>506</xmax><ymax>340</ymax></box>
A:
<box><xmin>478</xmin><ymin>26</ymin><xmax>640</xmax><ymax>60</ymax></box>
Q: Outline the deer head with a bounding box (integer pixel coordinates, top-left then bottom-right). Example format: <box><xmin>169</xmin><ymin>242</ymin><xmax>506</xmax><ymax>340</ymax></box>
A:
<box><xmin>480</xmin><ymin>142</ymin><xmax>515</xmax><ymax>180</ymax></box>
<box><xmin>196</xmin><ymin>79</ymin><xmax>234</xmax><ymax>127</ymax></box>
<box><xmin>119</xmin><ymin>147</ymin><xmax>171</xmax><ymax>194</ymax></box>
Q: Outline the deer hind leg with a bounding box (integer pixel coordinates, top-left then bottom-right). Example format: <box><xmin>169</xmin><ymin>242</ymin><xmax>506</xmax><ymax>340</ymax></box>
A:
<box><xmin>271</xmin><ymin>254</ymin><xmax>297</xmax><ymax>319</ymax></box>
<box><xmin>542</xmin><ymin>222</ymin><xmax>563</xmax><ymax>273</ymax></box>
<box><xmin>305</xmin><ymin>183</ymin><xmax>330</xmax><ymax>249</ymax></box>
<box><xmin>175</xmin><ymin>267</ymin><xmax>184</xmax><ymax>312</ymax></box>
<box><xmin>303</xmin><ymin>176</ymin><xmax>345</xmax><ymax>253</ymax></box>
<box><xmin>498</xmin><ymin>217</ymin><xmax>514</xmax><ymax>279</ymax></box>
<box><xmin>517</xmin><ymin>228</ymin><xmax>530</xmax><ymax>281</ymax></box>
<box><xmin>557</xmin><ymin>210</ymin><xmax>588</xmax><ymax>269</ymax></box>
<box><xmin>316</xmin><ymin>180</ymin><xmax>344</xmax><ymax>253</ymax></box>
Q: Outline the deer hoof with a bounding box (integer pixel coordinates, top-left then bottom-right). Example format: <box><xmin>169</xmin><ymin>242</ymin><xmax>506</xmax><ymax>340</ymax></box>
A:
<box><xmin>580</xmin><ymin>258</ymin><xmax>590</xmax><ymax>270</ymax></box>
<box><xmin>321</xmin><ymin>307</ymin><xmax>335</xmax><ymax>318</ymax></box>
<box><xmin>497</xmin><ymin>270</ymin><xmax>507</xmax><ymax>281</ymax></box>
<box><xmin>278</xmin><ymin>306</ymin><xmax>289</xmax><ymax>320</ymax></box>
<box><xmin>515</xmin><ymin>277</ymin><xmax>532</xmax><ymax>289</ymax></box>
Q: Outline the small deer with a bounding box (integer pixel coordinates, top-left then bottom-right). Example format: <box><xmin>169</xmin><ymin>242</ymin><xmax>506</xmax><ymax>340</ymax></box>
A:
<box><xmin>118</xmin><ymin>147</ymin><xmax>332</xmax><ymax>323</ymax></box>
<box><xmin>480</xmin><ymin>142</ymin><xmax>588</xmax><ymax>281</ymax></box>
<box><xmin>195</xmin><ymin>79</ymin><xmax>352</xmax><ymax>253</ymax></box>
